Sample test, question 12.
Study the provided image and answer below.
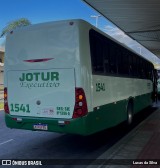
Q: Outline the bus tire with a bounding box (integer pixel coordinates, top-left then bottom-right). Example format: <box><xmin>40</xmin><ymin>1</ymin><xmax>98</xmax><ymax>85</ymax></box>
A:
<box><xmin>127</xmin><ymin>101</ymin><xmax>133</xmax><ymax>125</ymax></box>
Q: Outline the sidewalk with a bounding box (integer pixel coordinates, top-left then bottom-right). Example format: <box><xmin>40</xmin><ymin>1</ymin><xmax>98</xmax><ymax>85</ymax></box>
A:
<box><xmin>88</xmin><ymin>104</ymin><xmax>160</xmax><ymax>168</ymax></box>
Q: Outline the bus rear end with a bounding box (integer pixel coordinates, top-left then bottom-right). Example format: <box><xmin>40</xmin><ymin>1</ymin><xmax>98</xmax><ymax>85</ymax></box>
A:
<box><xmin>4</xmin><ymin>20</ymin><xmax>88</xmax><ymax>135</ymax></box>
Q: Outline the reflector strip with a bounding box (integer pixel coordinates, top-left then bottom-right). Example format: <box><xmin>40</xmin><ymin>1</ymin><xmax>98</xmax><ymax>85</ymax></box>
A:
<box><xmin>24</xmin><ymin>58</ymin><xmax>54</xmax><ymax>63</ymax></box>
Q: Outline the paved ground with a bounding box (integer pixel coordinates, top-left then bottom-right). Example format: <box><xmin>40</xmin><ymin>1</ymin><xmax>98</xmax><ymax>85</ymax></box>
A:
<box><xmin>0</xmin><ymin>111</ymin><xmax>133</xmax><ymax>168</ymax></box>
<box><xmin>0</xmin><ymin>104</ymin><xmax>159</xmax><ymax>167</ymax></box>
<box><xmin>88</xmin><ymin>103</ymin><xmax>160</xmax><ymax>168</ymax></box>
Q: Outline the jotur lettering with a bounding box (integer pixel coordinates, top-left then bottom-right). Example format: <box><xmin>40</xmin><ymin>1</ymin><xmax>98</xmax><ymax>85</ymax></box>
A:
<box><xmin>19</xmin><ymin>72</ymin><xmax>59</xmax><ymax>82</ymax></box>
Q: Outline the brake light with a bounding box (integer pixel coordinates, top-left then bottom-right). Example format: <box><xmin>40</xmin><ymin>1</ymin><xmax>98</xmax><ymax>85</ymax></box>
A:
<box><xmin>4</xmin><ymin>87</ymin><xmax>9</xmax><ymax>114</ymax></box>
<box><xmin>72</xmin><ymin>88</ymin><xmax>88</xmax><ymax>118</ymax></box>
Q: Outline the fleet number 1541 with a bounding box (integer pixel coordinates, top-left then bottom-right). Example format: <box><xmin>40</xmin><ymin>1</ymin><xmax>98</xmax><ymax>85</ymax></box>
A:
<box><xmin>10</xmin><ymin>104</ymin><xmax>30</xmax><ymax>113</ymax></box>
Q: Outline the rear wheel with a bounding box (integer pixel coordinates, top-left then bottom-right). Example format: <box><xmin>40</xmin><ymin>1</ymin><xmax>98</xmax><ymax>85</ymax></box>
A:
<box><xmin>127</xmin><ymin>102</ymin><xmax>133</xmax><ymax>125</ymax></box>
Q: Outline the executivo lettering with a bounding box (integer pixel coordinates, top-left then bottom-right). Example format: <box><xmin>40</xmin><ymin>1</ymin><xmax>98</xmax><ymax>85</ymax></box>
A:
<box><xmin>19</xmin><ymin>72</ymin><xmax>60</xmax><ymax>89</ymax></box>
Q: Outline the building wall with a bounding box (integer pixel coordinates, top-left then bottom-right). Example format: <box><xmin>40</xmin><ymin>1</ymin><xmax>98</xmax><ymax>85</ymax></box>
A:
<box><xmin>0</xmin><ymin>71</ymin><xmax>3</xmax><ymax>85</ymax></box>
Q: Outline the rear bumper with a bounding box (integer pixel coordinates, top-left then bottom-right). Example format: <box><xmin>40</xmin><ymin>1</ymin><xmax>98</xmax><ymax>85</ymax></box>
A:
<box><xmin>5</xmin><ymin>114</ymin><xmax>89</xmax><ymax>136</ymax></box>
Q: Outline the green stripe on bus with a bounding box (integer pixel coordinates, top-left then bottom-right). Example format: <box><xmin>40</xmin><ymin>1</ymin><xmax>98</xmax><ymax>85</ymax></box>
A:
<box><xmin>5</xmin><ymin>93</ymin><xmax>152</xmax><ymax>136</ymax></box>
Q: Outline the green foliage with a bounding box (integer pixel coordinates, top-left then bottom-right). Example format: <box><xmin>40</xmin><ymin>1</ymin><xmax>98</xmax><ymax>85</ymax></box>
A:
<box><xmin>0</xmin><ymin>18</ymin><xmax>31</xmax><ymax>38</ymax></box>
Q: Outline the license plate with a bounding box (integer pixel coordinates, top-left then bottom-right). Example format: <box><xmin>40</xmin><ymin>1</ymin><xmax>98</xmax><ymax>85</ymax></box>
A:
<box><xmin>33</xmin><ymin>124</ymin><xmax>48</xmax><ymax>130</ymax></box>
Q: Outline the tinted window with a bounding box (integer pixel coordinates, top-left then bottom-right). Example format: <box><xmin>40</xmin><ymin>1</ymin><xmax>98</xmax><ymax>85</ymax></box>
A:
<box><xmin>89</xmin><ymin>29</ymin><xmax>154</xmax><ymax>79</ymax></box>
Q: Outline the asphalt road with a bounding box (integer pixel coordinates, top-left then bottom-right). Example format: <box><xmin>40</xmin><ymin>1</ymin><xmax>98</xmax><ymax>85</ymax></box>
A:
<box><xmin>0</xmin><ymin>105</ymin><xmax>158</xmax><ymax>168</ymax></box>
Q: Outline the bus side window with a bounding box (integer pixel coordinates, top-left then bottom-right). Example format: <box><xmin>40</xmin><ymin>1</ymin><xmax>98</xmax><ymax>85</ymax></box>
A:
<box><xmin>148</xmin><ymin>64</ymin><xmax>151</xmax><ymax>80</ymax></box>
<box><xmin>89</xmin><ymin>30</ymin><xmax>104</xmax><ymax>74</ymax></box>
<box><xmin>123</xmin><ymin>50</ymin><xmax>129</xmax><ymax>76</ymax></box>
<box><xmin>104</xmin><ymin>40</ymin><xmax>109</xmax><ymax>74</ymax></box>
<box><xmin>117</xmin><ymin>48</ymin><xmax>122</xmax><ymax>75</ymax></box>
<box><xmin>150</xmin><ymin>65</ymin><xmax>153</xmax><ymax>81</ymax></box>
<box><xmin>129</xmin><ymin>54</ymin><xmax>133</xmax><ymax>76</ymax></box>
<box><xmin>140</xmin><ymin>59</ymin><xmax>145</xmax><ymax>78</ymax></box>
<box><xmin>95</xmin><ymin>37</ymin><xmax>104</xmax><ymax>73</ymax></box>
<box><xmin>137</xmin><ymin>57</ymin><xmax>141</xmax><ymax>78</ymax></box>
<box><xmin>143</xmin><ymin>61</ymin><xmax>146</xmax><ymax>79</ymax></box>
<box><xmin>109</xmin><ymin>43</ymin><xmax>117</xmax><ymax>74</ymax></box>
<box><xmin>132</xmin><ymin>55</ymin><xmax>137</xmax><ymax>77</ymax></box>
<box><xmin>144</xmin><ymin>61</ymin><xmax>148</xmax><ymax>79</ymax></box>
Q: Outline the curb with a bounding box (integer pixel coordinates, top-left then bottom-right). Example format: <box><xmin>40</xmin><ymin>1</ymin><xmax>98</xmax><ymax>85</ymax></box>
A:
<box><xmin>87</xmin><ymin>108</ymin><xmax>160</xmax><ymax>167</ymax></box>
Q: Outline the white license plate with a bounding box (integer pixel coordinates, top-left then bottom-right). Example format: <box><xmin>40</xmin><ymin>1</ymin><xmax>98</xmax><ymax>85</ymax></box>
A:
<box><xmin>33</xmin><ymin>124</ymin><xmax>48</xmax><ymax>130</ymax></box>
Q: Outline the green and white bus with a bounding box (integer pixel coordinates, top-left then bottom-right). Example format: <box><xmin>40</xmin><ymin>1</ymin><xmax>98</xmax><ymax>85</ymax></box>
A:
<box><xmin>4</xmin><ymin>19</ymin><xmax>157</xmax><ymax>135</ymax></box>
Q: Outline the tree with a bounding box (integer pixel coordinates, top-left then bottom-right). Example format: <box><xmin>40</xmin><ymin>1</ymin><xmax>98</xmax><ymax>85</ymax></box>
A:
<box><xmin>0</xmin><ymin>18</ymin><xmax>31</xmax><ymax>38</ymax></box>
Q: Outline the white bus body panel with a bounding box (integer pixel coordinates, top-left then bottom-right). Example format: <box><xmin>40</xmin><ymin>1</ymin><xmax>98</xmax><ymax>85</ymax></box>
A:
<box><xmin>93</xmin><ymin>76</ymin><xmax>152</xmax><ymax>107</ymax></box>
<box><xmin>7</xmin><ymin>69</ymin><xmax>75</xmax><ymax>118</ymax></box>
<box><xmin>5</xmin><ymin>20</ymin><xmax>82</xmax><ymax>119</ymax></box>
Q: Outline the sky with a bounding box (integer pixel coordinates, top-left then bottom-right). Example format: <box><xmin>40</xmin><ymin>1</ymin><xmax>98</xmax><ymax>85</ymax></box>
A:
<box><xmin>0</xmin><ymin>0</ymin><xmax>160</xmax><ymax>65</ymax></box>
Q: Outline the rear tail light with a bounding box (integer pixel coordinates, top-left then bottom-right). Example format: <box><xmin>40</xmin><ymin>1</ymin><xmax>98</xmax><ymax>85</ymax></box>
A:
<box><xmin>72</xmin><ymin>88</ymin><xmax>88</xmax><ymax>118</ymax></box>
<box><xmin>4</xmin><ymin>87</ymin><xmax>9</xmax><ymax>114</ymax></box>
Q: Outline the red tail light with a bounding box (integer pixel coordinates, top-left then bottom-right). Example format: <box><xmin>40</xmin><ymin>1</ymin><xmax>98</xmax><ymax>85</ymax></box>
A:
<box><xmin>72</xmin><ymin>88</ymin><xmax>88</xmax><ymax>118</ymax></box>
<box><xmin>4</xmin><ymin>87</ymin><xmax>9</xmax><ymax>114</ymax></box>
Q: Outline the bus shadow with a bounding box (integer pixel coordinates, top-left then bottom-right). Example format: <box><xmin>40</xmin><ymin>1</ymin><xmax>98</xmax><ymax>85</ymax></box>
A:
<box><xmin>71</xmin><ymin>105</ymin><xmax>158</xmax><ymax>151</ymax></box>
<box><xmin>43</xmin><ymin>105</ymin><xmax>158</xmax><ymax>157</ymax></box>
